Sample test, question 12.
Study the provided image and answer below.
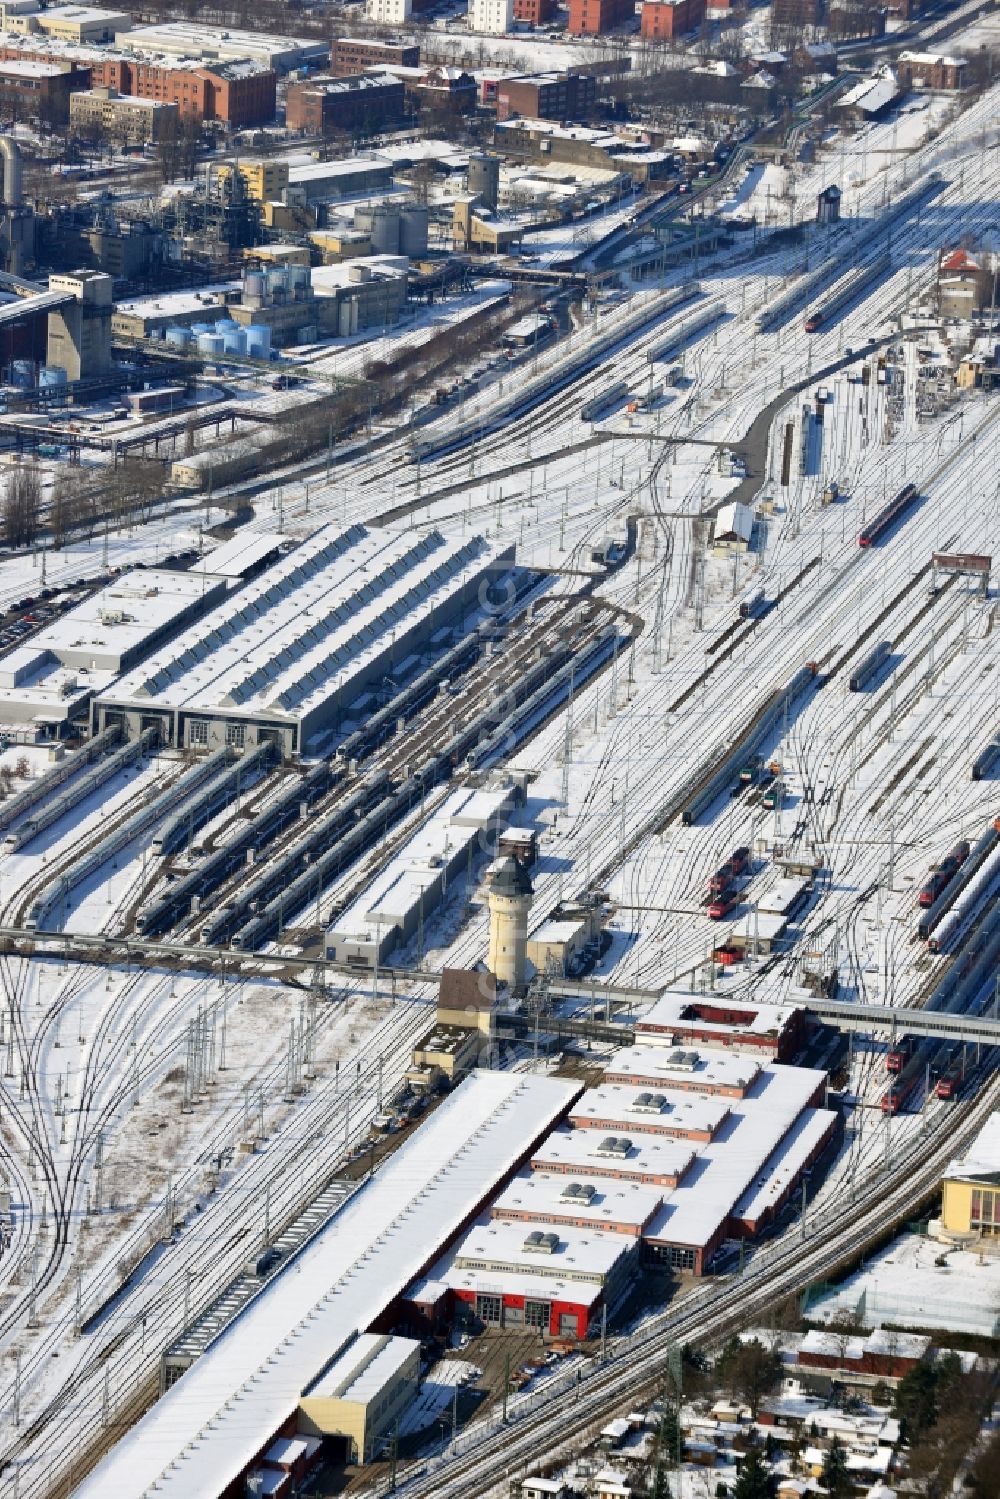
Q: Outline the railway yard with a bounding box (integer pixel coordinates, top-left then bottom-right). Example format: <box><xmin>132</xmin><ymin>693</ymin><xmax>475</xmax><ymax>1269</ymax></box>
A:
<box><xmin>2</xmin><ymin>47</ymin><xmax>1000</xmax><ymax>1499</ymax></box>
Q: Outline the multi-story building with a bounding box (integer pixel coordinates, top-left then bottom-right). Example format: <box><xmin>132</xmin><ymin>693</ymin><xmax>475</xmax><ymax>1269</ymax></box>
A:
<box><xmin>469</xmin><ymin>0</ymin><xmax>514</xmax><ymax>32</ymax></box>
<box><xmin>212</xmin><ymin>158</ymin><xmax>289</xmax><ymax>203</ymax></box>
<box><xmin>69</xmin><ymin>84</ymin><xmax>178</xmax><ymax>142</ymax></box>
<box><xmin>0</xmin><ymin>37</ymin><xmax>277</xmax><ymax>123</ymax></box>
<box><xmin>495</xmin><ymin>69</ymin><xmax>596</xmax><ymax>121</ymax></box>
<box><xmin>640</xmin><ymin>0</ymin><xmax>705</xmax><ymax>40</ymax></box>
<box><xmin>366</xmin><ymin>0</ymin><xmax>412</xmax><ymax>23</ymax></box>
<box><xmin>285</xmin><ymin>73</ymin><xmax>405</xmax><ymax>133</ymax></box>
<box><xmin>513</xmin><ymin>0</ymin><xmax>557</xmax><ymax>21</ymax></box>
<box><xmin>330</xmin><ymin>37</ymin><xmax>419</xmax><ymax>76</ymax></box>
<box><xmin>414</xmin><ymin>65</ymin><xmax>477</xmax><ymax>114</ymax></box>
<box><xmin>941</xmin><ymin>1112</ymin><xmax>1000</xmax><ymax>1239</ymax></box>
<box><xmin>566</xmin><ymin>0</ymin><xmax>635</xmax><ymax>35</ymax></box>
<box><xmin>896</xmin><ymin>50</ymin><xmax>967</xmax><ymax>88</ymax></box>
<box><xmin>0</xmin><ymin>56</ymin><xmax>85</xmax><ymax>121</ymax></box>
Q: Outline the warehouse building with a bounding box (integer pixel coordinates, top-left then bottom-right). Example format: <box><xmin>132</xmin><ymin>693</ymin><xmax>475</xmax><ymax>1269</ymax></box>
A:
<box><xmin>26</xmin><ymin>5</ymin><xmax>130</xmax><ymax>43</ymax></box>
<box><xmin>330</xmin><ymin>37</ymin><xmax>420</xmax><ymax>76</ymax></box>
<box><xmin>327</xmin><ymin>778</ymin><xmax>522</xmax><ymax>966</ymax></box>
<box><xmin>0</xmin><ymin>567</ymin><xmax>228</xmax><ymax>737</ymax></box>
<box><xmin>642</xmin><ymin>1064</ymin><xmax>834</xmax><ymax>1272</ymax></box>
<box><xmin>74</xmin><ymin>1071</ymin><xmax>582</xmax><ymax>1499</ymax></box>
<box><xmin>528</xmin><ymin>1054</ymin><xmax>834</xmax><ymax>1276</ymax></box>
<box><xmin>495</xmin><ymin>71</ymin><xmax>596</xmax><ymax>122</ymax></box>
<box><xmin>94</xmin><ymin>523</ymin><xmax>511</xmax><ymax>757</ymax></box>
<box><xmin>121</xmin><ymin>21</ymin><xmax>328</xmax><ymax>73</ymax></box>
<box><xmin>287</xmin><ymin>155</ymin><xmax>394</xmax><ymax>202</ymax></box>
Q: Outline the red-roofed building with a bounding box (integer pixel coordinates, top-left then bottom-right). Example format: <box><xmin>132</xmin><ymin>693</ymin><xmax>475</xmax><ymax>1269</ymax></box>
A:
<box><xmin>939</xmin><ymin>246</ymin><xmax>984</xmax><ymax>318</ymax></box>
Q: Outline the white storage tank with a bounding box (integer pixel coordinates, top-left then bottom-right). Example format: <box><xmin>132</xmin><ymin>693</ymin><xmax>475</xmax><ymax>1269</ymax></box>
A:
<box><xmin>222</xmin><ymin>328</ymin><xmax>246</xmax><ymax>355</ymax></box>
<box><xmin>244</xmin><ymin>325</ymin><xmax>272</xmax><ymax>358</ymax></box>
<box><xmin>197</xmin><ymin>333</ymin><xmax>225</xmax><ymax>356</ymax></box>
<box><xmin>165</xmin><ymin>325</ymin><xmax>191</xmax><ymax>348</ymax></box>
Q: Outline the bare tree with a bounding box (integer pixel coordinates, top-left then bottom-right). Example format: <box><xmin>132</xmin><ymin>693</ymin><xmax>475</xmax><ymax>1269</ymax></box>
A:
<box><xmin>3</xmin><ymin>465</ymin><xmax>41</xmax><ymax>549</ymax></box>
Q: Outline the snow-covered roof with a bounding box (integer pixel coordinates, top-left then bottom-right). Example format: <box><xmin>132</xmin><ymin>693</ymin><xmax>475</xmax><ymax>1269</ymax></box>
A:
<box><xmin>570</xmin><ymin>1083</ymin><xmax>731</xmax><ymax>1139</ymax></box>
<box><xmin>73</xmin><ymin>1071</ymin><xmax>581</xmax><ymax>1499</ymax></box>
<box><xmin>603</xmin><ymin>1045</ymin><xmax>761</xmax><ymax>1096</ymax></box>
<box><xmin>714</xmin><ymin>501</ymin><xmax>753</xmax><ymax>542</ymax></box>
<box><xmin>30</xmin><ymin>567</ymin><xmax>228</xmax><ymax>675</ymax></box>
<box><xmin>898</xmin><ymin>49</ymin><xmax>964</xmax><ymax>67</ymax></box>
<box><xmin>940</xmin><ymin>247</ymin><xmax>980</xmax><ymax>274</ymax></box>
<box><xmin>838</xmin><ymin>69</ymin><xmax>900</xmax><ymax>115</ymax></box>
<box><xmin>491</xmin><ymin>1172</ymin><xmax>665</xmax><ymax>1233</ymax></box>
<box><xmin>191</xmin><ymin>530</ymin><xmax>291</xmax><ymax>580</ymax></box>
<box><xmin>100</xmin><ymin>523</ymin><xmax>494</xmax><ymax>728</ymax></box>
<box><xmin>451</xmin><ymin>1217</ymin><xmax>634</xmax><ymax>1284</ymax></box>
<box><xmin>945</xmin><ymin>1109</ymin><xmax>1000</xmax><ymax>1182</ymax></box>
<box><xmin>329</xmin><ymin>780</ymin><xmax>516</xmax><ymax>948</ymax></box>
<box><xmin>645</xmin><ymin>1067</ymin><xmax>833</xmax><ymax>1250</ymax></box>
<box><xmin>305</xmin><ymin>1333</ymin><xmax>418</xmax><ymax>1402</ymax></box>
<box><xmin>530</xmin><ymin>1126</ymin><xmax>697</xmax><ymax>1184</ymax></box>
<box><xmin>636</xmin><ymin>990</ymin><xmax>800</xmax><ymax>1048</ymax></box>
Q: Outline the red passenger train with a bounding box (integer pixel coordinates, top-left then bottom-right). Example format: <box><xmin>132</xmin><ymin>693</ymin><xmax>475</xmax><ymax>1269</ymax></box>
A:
<box><xmin>858</xmin><ymin>483</ymin><xmax>918</xmax><ymax>548</ymax></box>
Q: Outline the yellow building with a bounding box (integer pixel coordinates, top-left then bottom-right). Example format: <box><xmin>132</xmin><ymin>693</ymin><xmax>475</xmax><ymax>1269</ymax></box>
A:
<box><xmin>243</xmin><ymin>242</ymin><xmax>311</xmax><ymax>269</ymax></box>
<box><xmin>411</xmin><ymin>1023</ymin><xmax>480</xmax><ymax>1086</ymax></box>
<box><xmin>214</xmin><ymin>158</ymin><xmax>289</xmax><ymax>203</ymax></box>
<box><xmin>298</xmin><ymin>1334</ymin><xmax>420</xmax><ymax>1464</ymax></box>
<box><xmin>310</xmin><ymin>228</ymin><xmax>373</xmax><ymax>264</ymax></box>
<box><xmin>941</xmin><ymin>1111</ymin><xmax>1000</xmax><ymax>1237</ymax></box>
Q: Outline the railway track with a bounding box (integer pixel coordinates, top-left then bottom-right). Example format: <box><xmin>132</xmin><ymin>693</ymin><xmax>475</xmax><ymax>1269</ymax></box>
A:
<box><xmin>384</xmin><ymin>1071</ymin><xmax>1000</xmax><ymax>1498</ymax></box>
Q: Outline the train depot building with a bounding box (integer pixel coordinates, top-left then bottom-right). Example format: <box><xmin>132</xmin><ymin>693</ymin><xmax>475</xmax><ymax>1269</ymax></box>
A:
<box><xmin>93</xmin><ymin>521</ymin><xmax>509</xmax><ymax>757</ymax></box>
<box><xmin>0</xmin><ymin>567</ymin><xmax>230</xmax><ymax>740</ymax></box>
<box><xmin>73</xmin><ymin>1072</ymin><xmax>583</xmax><ymax>1499</ymax></box>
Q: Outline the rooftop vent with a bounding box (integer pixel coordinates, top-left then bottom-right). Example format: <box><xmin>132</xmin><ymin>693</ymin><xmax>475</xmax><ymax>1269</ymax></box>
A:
<box><xmin>595</xmin><ymin>1135</ymin><xmax>632</xmax><ymax>1158</ymax></box>
<box><xmin>666</xmin><ymin>1049</ymin><xmax>700</xmax><ymax>1070</ymax></box>
<box><xmin>630</xmin><ymin>1091</ymin><xmax>667</xmax><ymax>1114</ymax></box>
<box><xmin>523</xmin><ymin>1230</ymin><xmax>560</xmax><ymax>1255</ymax></box>
<box><xmin>560</xmin><ymin>1181</ymin><xmax>597</xmax><ymax>1204</ymax></box>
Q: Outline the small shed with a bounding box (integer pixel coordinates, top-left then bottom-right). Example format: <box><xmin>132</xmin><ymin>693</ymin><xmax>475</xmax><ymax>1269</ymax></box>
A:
<box><xmin>712</xmin><ymin>502</ymin><xmax>754</xmax><ymax>554</ymax></box>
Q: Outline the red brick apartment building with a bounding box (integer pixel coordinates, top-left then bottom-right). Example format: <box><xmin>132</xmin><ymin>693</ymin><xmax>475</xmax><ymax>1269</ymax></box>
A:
<box><xmin>640</xmin><ymin>0</ymin><xmax>706</xmax><ymax>39</ymax></box>
<box><xmin>567</xmin><ymin>0</ymin><xmax>635</xmax><ymax>35</ymax></box>
<box><xmin>0</xmin><ymin>42</ymin><xmax>276</xmax><ymax>124</ymax></box>
<box><xmin>330</xmin><ymin>38</ymin><xmax>420</xmax><ymax>76</ymax></box>
<box><xmin>513</xmin><ymin>0</ymin><xmax>557</xmax><ymax>22</ymax></box>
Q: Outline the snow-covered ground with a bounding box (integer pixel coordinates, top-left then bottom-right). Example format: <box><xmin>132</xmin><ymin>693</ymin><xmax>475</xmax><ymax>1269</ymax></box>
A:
<box><xmin>807</xmin><ymin>1230</ymin><xmax>1000</xmax><ymax>1338</ymax></box>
